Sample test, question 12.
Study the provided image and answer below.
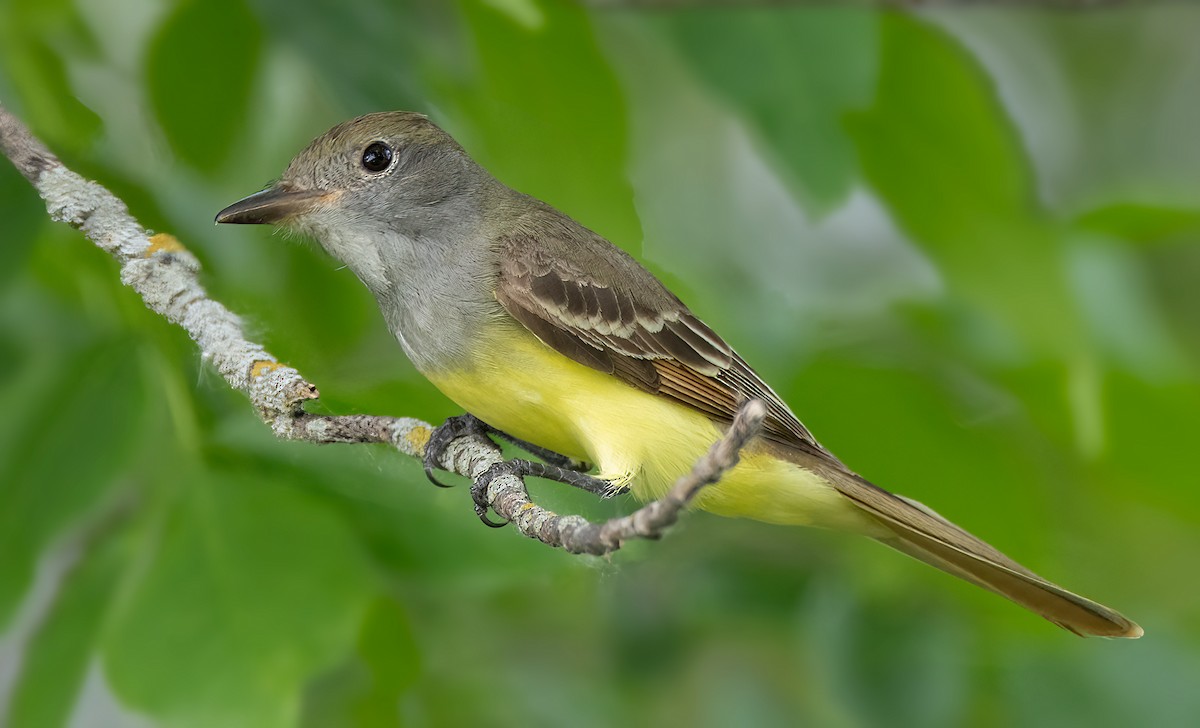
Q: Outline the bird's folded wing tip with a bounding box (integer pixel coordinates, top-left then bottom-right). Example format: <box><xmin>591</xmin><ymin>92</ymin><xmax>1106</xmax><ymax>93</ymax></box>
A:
<box><xmin>1121</xmin><ymin>622</ymin><xmax>1145</xmax><ymax>639</ymax></box>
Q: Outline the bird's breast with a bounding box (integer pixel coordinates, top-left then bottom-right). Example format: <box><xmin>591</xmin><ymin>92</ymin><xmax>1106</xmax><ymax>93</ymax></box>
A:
<box><xmin>423</xmin><ymin>322</ymin><xmax>870</xmax><ymax>530</ymax></box>
<box><xmin>423</xmin><ymin>322</ymin><xmax>715</xmax><ymax>488</ymax></box>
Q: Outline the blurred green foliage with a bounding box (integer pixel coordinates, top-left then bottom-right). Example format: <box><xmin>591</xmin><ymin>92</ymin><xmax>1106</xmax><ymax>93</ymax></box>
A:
<box><xmin>2</xmin><ymin>1</ymin><xmax>1199</xmax><ymax>727</ymax></box>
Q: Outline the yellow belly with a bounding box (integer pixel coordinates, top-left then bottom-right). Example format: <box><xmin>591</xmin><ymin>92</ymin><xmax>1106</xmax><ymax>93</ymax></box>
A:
<box><xmin>426</xmin><ymin>323</ymin><xmax>870</xmax><ymax>530</ymax></box>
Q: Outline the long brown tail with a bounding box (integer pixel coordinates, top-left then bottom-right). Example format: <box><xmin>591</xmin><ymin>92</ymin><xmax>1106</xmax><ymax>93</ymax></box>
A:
<box><xmin>827</xmin><ymin>470</ymin><xmax>1142</xmax><ymax>638</ymax></box>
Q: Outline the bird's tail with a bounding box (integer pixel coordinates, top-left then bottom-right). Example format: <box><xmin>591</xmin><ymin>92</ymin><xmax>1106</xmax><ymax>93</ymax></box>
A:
<box><xmin>825</xmin><ymin>469</ymin><xmax>1142</xmax><ymax>638</ymax></box>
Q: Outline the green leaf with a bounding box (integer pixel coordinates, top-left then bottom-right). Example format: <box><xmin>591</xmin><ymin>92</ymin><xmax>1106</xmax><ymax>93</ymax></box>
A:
<box><xmin>850</xmin><ymin>15</ymin><xmax>1035</xmax><ymax>238</ymax></box>
<box><xmin>0</xmin><ymin>0</ymin><xmax>101</xmax><ymax>152</ymax></box>
<box><xmin>1100</xmin><ymin>372</ymin><xmax>1200</xmax><ymax>517</ymax></box>
<box><xmin>146</xmin><ymin>0</ymin><xmax>262</xmax><ymax>172</ymax></box>
<box><xmin>5</xmin><ymin>527</ymin><xmax>125</xmax><ymax>728</ymax></box>
<box><xmin>246</xmin><ymin>0</ymin><xmax>458</xmax><ymax>113</ymax></box>
<box><xmin>450</xmin><ymin>0</ymin><xmax>641</xmax><ymax>248</ymax></box>
<box><xmin>103</xmin><ymin>467</ymin><xmax>374</xmax><ymax>728</ymax></box>
<box><xmin>653</xmin><ymin>7</ymin><xmax>877</xmax><ymax>213</ymax></box>
<box><xmin>1142</xmin><ymin>241</ymin><xmax>1200</xmax><ymax>367</ymax></box>
<box><xmin>0</xmin><ymin>36</ymin><xmax>101</xmax><ymax>152</ymax></box>
<box><xmin>0</xmin><ymin>163</ymin><xmax>44</xmax><ymax>290</ymax></box>
<box><xmin>0</xmin><ymin>340</ymin><xmax>145</xmax><ymax>629</ymax></box>
<box><xmin>300</xmin><ymin>597</ymin><xmax>421</xmax><ymax>728</ymax></box>
<box><xmin>1074</xmin><ymin>203</ymin><xmax>1200</xmax><ymax>244</ymax></box>
<box><xmin>848</xmin><ymin>15</ymin><xmax>1082</xmax><ymax>356</ymax></box>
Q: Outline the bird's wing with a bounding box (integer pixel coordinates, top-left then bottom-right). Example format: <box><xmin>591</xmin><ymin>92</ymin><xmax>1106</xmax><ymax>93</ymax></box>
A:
<box><xmin>494</xmin><ymin>231</ymin><xmax>834</xmax><ymax>461</ymax></box>
<box><xmin>495</xmin><ymin>229</ymin><xmax>1141</xmax><ymax>638</ymax></box>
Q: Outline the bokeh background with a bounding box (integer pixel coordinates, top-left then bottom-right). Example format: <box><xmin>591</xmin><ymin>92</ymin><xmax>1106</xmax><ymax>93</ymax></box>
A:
<box><xmin>3</xmin><ymin>1</ymin><xmax>1199</xmax><ymax>726</ymax></box>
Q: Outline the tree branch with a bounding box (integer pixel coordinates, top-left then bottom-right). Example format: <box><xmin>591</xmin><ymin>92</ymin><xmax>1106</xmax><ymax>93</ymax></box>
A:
<box><xmin>0</xmin><ymin>104</ymin><xmax>766</xmax><ymax>556</ymax></box>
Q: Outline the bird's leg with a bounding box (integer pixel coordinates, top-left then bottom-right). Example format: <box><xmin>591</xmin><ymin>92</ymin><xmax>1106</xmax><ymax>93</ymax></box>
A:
<box><xmin>472</xmin><ymin>459</ymin><xmax>628</xmax><ymax>527</ymax></box>
<box><xmin>487</xmin><ymin>430</ymin><xmax>592</xmax><ymax>473</ymax></box>
<box><xmin>424</xmin><ymin>413</ymin><xmax>590</xmax><ymax>487</ymax></box>
<box><xmin>424</xmin><ymin>414</ymin><xmax>617</xmax><ymax>525</ymax></box>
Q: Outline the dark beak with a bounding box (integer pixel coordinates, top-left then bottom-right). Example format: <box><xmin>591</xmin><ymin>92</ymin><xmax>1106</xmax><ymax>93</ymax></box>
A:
<box><xmin>215</xmin><ymin>185</ymin><xmax>330</xmax><ymax>225</ymax></box>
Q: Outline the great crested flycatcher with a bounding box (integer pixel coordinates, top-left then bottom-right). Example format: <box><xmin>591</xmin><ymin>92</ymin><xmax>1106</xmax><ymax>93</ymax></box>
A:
<box><xmin>217</xmin><ymin>111</ymin><xmax>1140</xmax><ymax>638</ymax></box>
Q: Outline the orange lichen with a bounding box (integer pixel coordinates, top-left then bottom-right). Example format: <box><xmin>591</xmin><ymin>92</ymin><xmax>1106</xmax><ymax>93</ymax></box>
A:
<box><xmin>250</xmin><ymin>360</ymin><xmax>283</xmax><ymax>378</ymax></box>
<box><xmin>406</xmin><ymin>425</ymin><xmax>431</xmax><ymax>453</ymax></box>
<box><xmin>146</xmin><ymin>233</ymin><xmax>186</xmax><ymax>256</ymax></box>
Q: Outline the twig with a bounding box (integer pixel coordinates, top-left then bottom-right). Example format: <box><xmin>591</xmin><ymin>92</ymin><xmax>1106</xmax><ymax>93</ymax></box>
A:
<box><xmin>0</xmin><ymin>103</ymin><xmax>765</xmax><ymax>556</ymax></box>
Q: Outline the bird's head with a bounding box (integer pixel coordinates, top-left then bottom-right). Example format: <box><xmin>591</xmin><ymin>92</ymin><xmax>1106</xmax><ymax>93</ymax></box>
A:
<box><xmin>216</xmin><ymin>111</ymin><xmax>484</xmax><ymax>239</ymax></box>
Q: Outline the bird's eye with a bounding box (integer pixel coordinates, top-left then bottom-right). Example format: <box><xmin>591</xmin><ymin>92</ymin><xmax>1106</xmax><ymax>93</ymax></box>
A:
<box><xmin>361</xmin><ymin>142</ymin><xmax>393</xmax><ymax>173</ymax></box>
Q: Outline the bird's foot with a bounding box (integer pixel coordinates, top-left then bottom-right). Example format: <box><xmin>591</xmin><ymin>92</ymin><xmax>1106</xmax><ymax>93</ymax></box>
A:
<box><xmin>425</xmin><ymin>413</ymin><xmax>620</xmax><ymax>527</ymax></box>
<box><xmin>473</xmin><ymin>459</ymin><xmax>629</xmax><ymax>527</ymax></box>
<box><xmin>423</xmin><ymin>414</ymin><xmax>496</xmax><ymax>489</ymax></box>
<box><xmin>424</xmin><ymin>413</ymin><xmax>592</xmax><ymax>488</ymax></box>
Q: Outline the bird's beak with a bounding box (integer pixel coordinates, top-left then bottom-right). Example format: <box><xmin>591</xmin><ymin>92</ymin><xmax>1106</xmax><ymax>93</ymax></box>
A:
<box><xmin>215</xmin><ymin>185</ymin><xmax>330</xmax><ymax>225</ymax></box>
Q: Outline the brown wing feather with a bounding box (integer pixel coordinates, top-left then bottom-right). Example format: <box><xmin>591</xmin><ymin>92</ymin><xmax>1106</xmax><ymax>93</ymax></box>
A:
<box><xmin>495</xmin><ymin>232</ymin><xmax>830</xmax><ymax>459</ymax></box>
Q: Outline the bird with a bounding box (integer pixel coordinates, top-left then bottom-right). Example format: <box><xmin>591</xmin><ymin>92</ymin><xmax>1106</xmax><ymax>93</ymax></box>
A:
<box><xmin>216</xmin><ymin>111</ymin><xmax>1141</xmax><ymax>638</ymax></box>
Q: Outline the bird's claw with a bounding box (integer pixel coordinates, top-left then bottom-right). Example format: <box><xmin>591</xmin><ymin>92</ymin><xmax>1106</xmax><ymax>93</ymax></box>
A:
<box><xmin>473</xmin><ymin>461</ymin><xmax>516</xmax><ymax>528</ymax></box>
<box><xmin>423</xmin><ymin>414</ymin><xmax>494</xmax><ymax>488</ymax></box>
<box><xmin>424</xmin><ymin>413</ymin><xmax>619</xmax><ymax>528</ymax></box>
